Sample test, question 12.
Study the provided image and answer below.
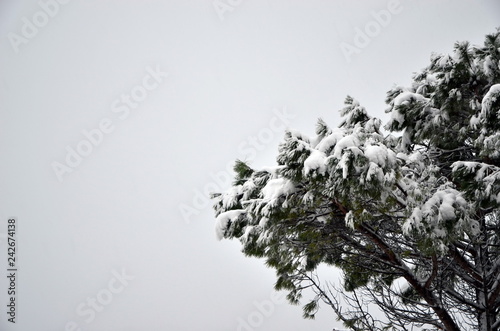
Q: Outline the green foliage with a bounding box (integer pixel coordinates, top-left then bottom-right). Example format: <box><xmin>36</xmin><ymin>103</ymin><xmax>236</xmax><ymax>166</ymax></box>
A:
<box><xmin>233</xmin><ymin>159</ymin><xmax>254</xmax><ymax>185</ymax></box>
<box><xmin>401</xmin><ymin>286</ymin><xmax>422</xmax><ymax>305</ymax></box>
<box><xmin>303</xmin><ymin>299</ymin><xmax>319</xmax><ymax>319</ymax></box>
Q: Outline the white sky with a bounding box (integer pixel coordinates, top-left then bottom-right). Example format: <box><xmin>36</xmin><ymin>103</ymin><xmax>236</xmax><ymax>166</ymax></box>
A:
<box><xmin>0</xmin><ymin>1</ymin><xmax>498</xmax><ymax>330</ymax></box>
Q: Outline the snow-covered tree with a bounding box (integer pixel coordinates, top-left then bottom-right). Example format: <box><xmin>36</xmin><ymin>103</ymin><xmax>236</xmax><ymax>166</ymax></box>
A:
<box><xmin>212</xmin><ymin>31</ymin><xmax>500</xmax><ymax>331</ymax></box>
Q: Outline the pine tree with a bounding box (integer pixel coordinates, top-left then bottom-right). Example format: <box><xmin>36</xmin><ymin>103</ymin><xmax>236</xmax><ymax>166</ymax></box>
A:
<box><xmin>212</xmin><ymin>30</ymin><xmax>500</xmax><ymax>331</ymax></box>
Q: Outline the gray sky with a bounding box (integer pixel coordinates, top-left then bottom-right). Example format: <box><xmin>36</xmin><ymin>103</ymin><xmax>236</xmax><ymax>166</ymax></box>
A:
<box><xmin>0</xmin><ymin>1</ymin><xmax>498</xmax><ymax>330</ymax></box>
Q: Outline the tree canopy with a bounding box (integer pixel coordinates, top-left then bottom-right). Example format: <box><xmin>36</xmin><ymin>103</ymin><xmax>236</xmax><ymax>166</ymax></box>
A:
<box><xmin>212</xmin><ymin>30</ymin><xmax>500</xmax><ymax>331</ymax></box>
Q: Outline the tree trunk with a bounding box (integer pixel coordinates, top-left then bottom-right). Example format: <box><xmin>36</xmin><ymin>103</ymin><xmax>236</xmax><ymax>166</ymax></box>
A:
<box><xmin>358</xmin><ymin>224</ymin><xmax>461</xmax><ymax>331</ymax></box>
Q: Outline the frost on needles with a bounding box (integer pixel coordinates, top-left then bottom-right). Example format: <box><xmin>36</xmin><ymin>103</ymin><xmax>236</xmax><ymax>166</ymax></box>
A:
<box><xmin>212</xmin><ymin>30</ymin><xmax>500</xmax><ymax>331</ymax></box>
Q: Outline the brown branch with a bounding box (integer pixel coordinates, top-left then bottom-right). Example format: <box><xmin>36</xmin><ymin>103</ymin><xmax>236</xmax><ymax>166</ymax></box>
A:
<box><xmin>449</xmin><ymin>246</ymin><xmax>483</xmax><ymax>283</ymax></box>
<box><xmin>357</xmin><ymin>224</ymin><xmax>461</xmax><ymax>331</ymax></box>
<box><xmin>425</xmin><ymin>254</ymin><xmax>438</xmax><ymax>289</ymax></box>
<box><xmin>488</xmin><ymin>276</ymin><xmax>500</xmax><ymax>307</ymax></box>
<box><xmin>332</xmin><ymin>199</ymin><xmax>349</xmax><ymax>215</ymax></box>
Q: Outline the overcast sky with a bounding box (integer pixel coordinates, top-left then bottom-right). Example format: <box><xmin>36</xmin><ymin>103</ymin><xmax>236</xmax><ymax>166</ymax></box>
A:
<box><xmin>0</xmin><ymin>1</ymin><xmax>498</xmax><ymax>330</ymax></box>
